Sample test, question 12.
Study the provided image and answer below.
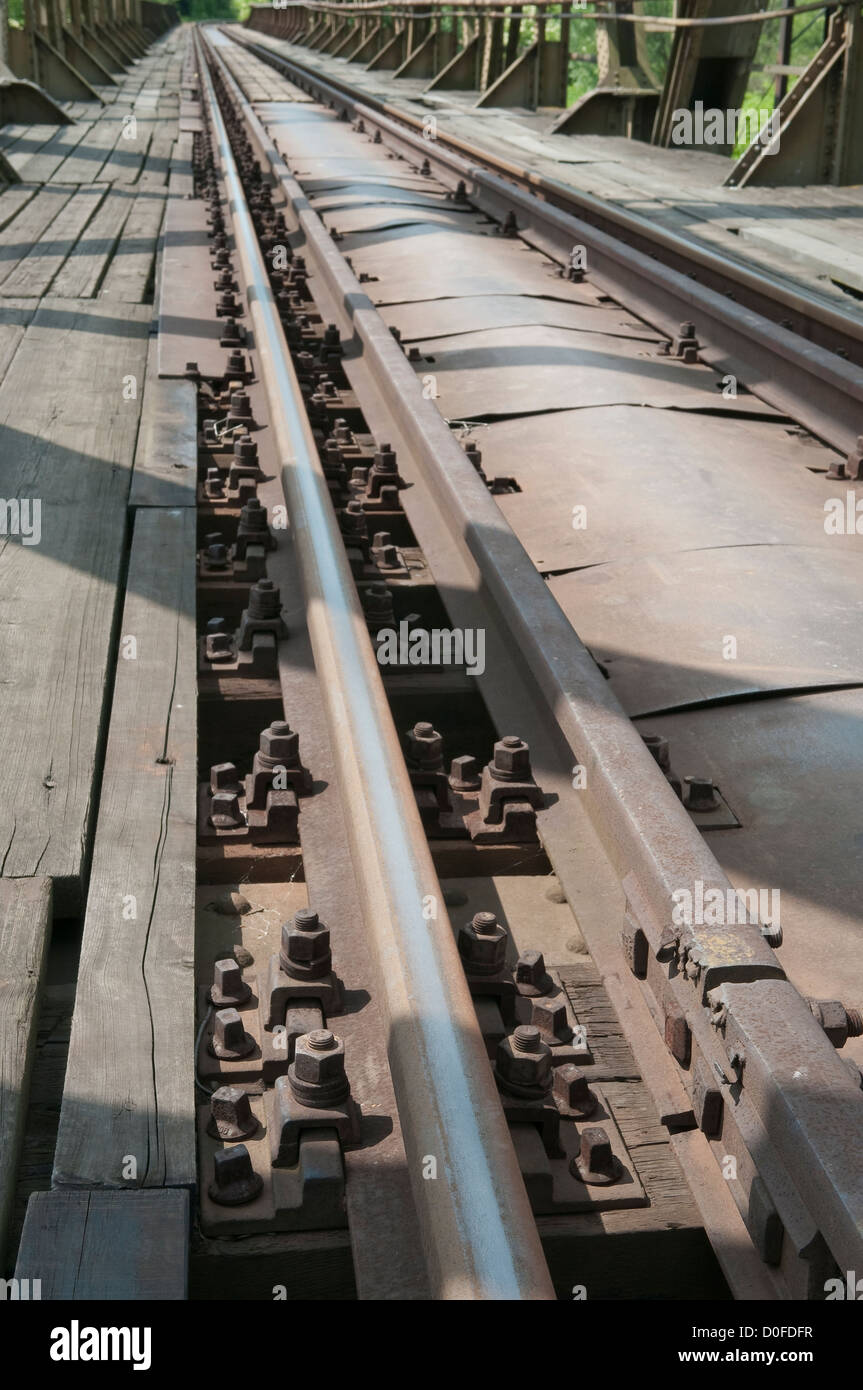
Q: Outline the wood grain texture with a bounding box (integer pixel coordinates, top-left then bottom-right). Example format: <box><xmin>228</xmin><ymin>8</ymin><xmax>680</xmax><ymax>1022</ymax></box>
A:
<box><xmin>53</xmin><ymin>507</ymin><xmax>197</xmax><ymax>1191</ymax></box>
<box><xmin>129</xmin><ymin>334</ymin><xmax>198</xmax><ymax>508</ymax></box>
<box><xmin>15</xmin><ymin>1189</ymin><xmax>189</xmax><ymax>1299</ymax></box>
<box><xmin>0</xmin><ymin>877</ymin><xmax>52</xmax><ymax>1268</ymax></box>
<box><xmin>0</xmin><ymin>297</ymin><xmax>150</xmax><ymax>913</ymax></box>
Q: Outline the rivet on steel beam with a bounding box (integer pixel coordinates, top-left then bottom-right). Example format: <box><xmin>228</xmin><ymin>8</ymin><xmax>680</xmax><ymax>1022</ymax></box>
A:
<box><xmin>208</xmin><ymin>1143</ymin><xmax>263</xmax><ymax>1206</ymax></box>
<box><xmin>683</xmin><ymin>776</ymin><xmax>720</xmax><ymax>812</ymax></box>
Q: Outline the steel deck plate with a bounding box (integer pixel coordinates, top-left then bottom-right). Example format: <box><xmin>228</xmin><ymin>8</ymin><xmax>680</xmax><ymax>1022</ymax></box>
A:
<box><xmin>482</xmin><ymin>407</ymin><xmax>851</xmax><ymax>572</ymax></box>
<box><xmin>282</xmin><ymin>159</ymin><xmax>436</xmax><ymax>188</ymax></box>
<box><xmin>309</xmin><ymin>184</ymin><xmax>464</xmax><ymax>213</ymax></box>
<box><xmin>318</xmin><ymin>204</ymin><xmax>492</xmax><ymax>235</ymax></box>
<box><xmin>407</xmin><ymin>324</ymin><xmax>782</xmax><ymax>418</ymax></box>
<box><xmin>379</xmin><ymin>295</ymin><xmax>657</xmax><ymax>343</ymax></box>
<box><xmin>265</xmin><ymin>106</ymin><xmax>396</xmax><ymax>161</ymax></box>
<box><xmin>549</xmin><ymin>546</ymin><xmax>863</xmax><ymax>714</ymax></box>
<box><xmin>634</xmin><ymin>691</ymin><xmax>863</xmax><ymax>1069</ymax></box>
<box><xmin>339</xmin><ymin>224</ymin><xmax>587</xmax><ymax>300</ymax></box>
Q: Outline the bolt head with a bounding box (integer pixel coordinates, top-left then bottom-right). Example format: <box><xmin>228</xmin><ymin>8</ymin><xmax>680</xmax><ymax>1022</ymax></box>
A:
<box><xmin>553</xmin><ymin>1064</ymin><xmax>596</xmax><ymax>1116</ymax></box>
<box><xmin>573</xmin><ymin>1125</ymin><xmax>622</xmax><ymax>1185</ymax></box>
<box><xmin>529</xmin><ymin>991</ymin><xmax>572</xmax><ymax>1042</ymax></box>
<box><xmin>449</xmin><ymin>754</ymin><xmax>481</xmax><ymax>790</ymax></box>
<box><xmin>514</xmin><ymin>948</ymin><xmax>551</xmax><ymax>995</ymax></box>
<box><xmin>208</xmin><ymin>1084</ymin><xmax>258</xmax><ymax>1140</ymax></box>
<box><xmin>260</xmin><ymin>720</ymin><xmax>299</xmax><ymax>763</ymax></box>
<box><xmin>495</xmin><ymin>1027</ymin><xmax>552</xmax><ymax>1095</ymax></box>
<box><xmin>208</xmin><ymin>1143</ymin><xmax>263</xmax><ymax>1206</ymax></box>
<box><xmin>280</xmin><ymin>910</ymin><xmax>331</xmax><ymax>976</ymax></box>
<box><xmin>209</xmin><ymin>790</ymin><xmax>243</xmax><ymax>829</ymax></box>
<box><xmin>293</xmin><ymin>1029</ymin><xmax>345</xmax><ymax>1085</ymax></box>
<box><xmin>211</xmin><ymin>957</ymin><xmax>251</xmax><ymax>1006</ymax></box>
<box><xmin>491</xmin><ymin>735</ymin><xmax>531</xmax><ymax>781</ymax></box>
<box><xmin>458</xmin><ymin>912</ymin><xmax>507</xmax><ymax>975</ymax></box>
<box><xmin>406</xmin><ymin>722</ymin><xmax>443</xmax><ymax>768</ymax></box>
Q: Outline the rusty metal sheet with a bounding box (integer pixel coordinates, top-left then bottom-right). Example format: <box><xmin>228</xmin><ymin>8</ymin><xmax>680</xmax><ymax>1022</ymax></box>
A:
<box><xmin>380</xmin><ymin>295</ymin><xmax>657</xmax><ymax>344</ymax></box>
<box><xmin>309</xmin><ymin>183</ymin><xmax>462</xmax><ymax>214</ymax></box>
<box><xmin>408</xmin><ymin>324</ymin><xmax>782</xmax><ymax>419</ymax></box>
<box><xmin>282</xmin><ymin>158</ymin><xmax>435</xmax><ymax>189</ymax></box>
<box><xmin>549</xmin><ymin>547</ymin><xmax>863</xmax><ymax>714</ymax></box>
<box><xmin>266</xmin><ymin>106</ymin><xmax>396</xmax><ymax>161</ymax></box>
<box><xmin>320</xmin><ymin>204</ymin><xmax>492</xmax><ymax>236</ymax></box>
<box><xmin>484</xmin><ymin>407</ymin><xmax>854</xmax><ymax>573</ymax></box>
<box><xmin>340</xmin><ymin>226</ymin><xmax>616</xmax><ymax>305</ymax></box>
<box><xmin>635</xmin><ymin>691</ymin><xmax>863</xmax><ymax>1070</ymax></box>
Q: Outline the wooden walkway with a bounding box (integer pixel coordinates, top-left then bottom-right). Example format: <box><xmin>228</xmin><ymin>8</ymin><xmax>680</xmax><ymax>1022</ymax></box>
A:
<box><xmin>0</xmin><ymin>22</ymin><xmax>195</xmax><ymax>1297</ymax></box>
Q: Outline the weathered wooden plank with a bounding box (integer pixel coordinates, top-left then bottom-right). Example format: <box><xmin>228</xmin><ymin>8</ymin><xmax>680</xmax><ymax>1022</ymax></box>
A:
<box><xmin>51</xmin><ymin>113</ymin><xmax>126</xmax><ymax>184</ymax></box>
<box><xmin>15</xmin><ymin>1189</ymin><xmax>189</xmax><ymax>1299</ymax></box>
<box><xmin>129</xmin><ymin>334</ymin><xmax>198</xmax><ymax>508</ymax></box>
<box><xmin>0</xmin><ymin>186</ymin><xmax>74</xmax><ymax>288</ymax></box>
<box><xmin>99</xmin><ymin>189</ymin><xmax>166</xmax><ymax>302</ymax></box>
<box><xmin>53</xmin><ymin>507</ymin><xmax>197</xmax><ymax>1191</ymax></box>
<box><xmin>0</xmin><ymin>297</ymin><xmax>151</xmax><ymax>913</ymax></box>
<box><xmin>8</xmin><ymin>121</ymin><xmax>96</xmax><ymax>185</ymax></box>
<box><xmin>0</xmin><ymin>185</ymin><xmax>107</xmax><ymax>299</ymax></box>
<box><xmin>0</xmin><ymin>877</ymin><xmax>52</xmax><ymax>1268</ymax></box>
<box><xmin>48</xmin><ymin>187</ymin><xmax>133</xmax><ymax>299</ymax></box>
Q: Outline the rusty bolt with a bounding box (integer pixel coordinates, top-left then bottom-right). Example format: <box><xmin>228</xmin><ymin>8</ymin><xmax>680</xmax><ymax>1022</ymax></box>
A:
<box><xmin>209</xmin><ymin>790</ymin><xmax>244</xmax><ymax>830</ymax></box>
<box><xmin>529</xmin><ymin>991</ymin><xmax>573</xmax><ymax>1044</ymax></box>
<box><xmin>209</xmin><ymin>1007</ymin><xmax>255</xmax><ymax>1060</ymax></box>
<box><xmin>210</xmin><ymin>957</ymin><xmax>251</xmax><ymax>1008</ymax></box>
<box><xmin>449</xmin><ymin>754</ymin><xmax>481</xmax><ymax>792</ymax></box>
<box><xmin>514</xmin><ymin>948</ymin><xmax>554</xmax><ymax>997</ymax></box>
<box><xmin>553</xmin><ymin>1064</ymin><xmax>597</xmax><ymax>1119</ymax></box>
<box><xmin>207</xmin><ymin>1084</ymin><xmax>258</xmax><ymax>1141</ymax></box>
<box><xmin>205</xmin><ymin>541</ymin><xmax>229</xmax><ymax>570</ymax></box>
<box><xmin>760</xmin><ymin>920</ymin><xmax>783</xmax><ymax>948</ymax></box>
<box><xmin>239</xmin><ymin>496</ymin><xmax>268</xmax><ymax>532</ymax></box>
<box><xmin>371</xmin><ymin>530</ymin><xmax>400</xmax><ymax>568</ymax></box>
<box><xmin>247</xmin><ymin>579</ymin><xmax>281</xmax><ymax>620</ymax></box>
<box><xmin>210</xmin><ymin>761</ymin><xmax>239</xmax><ymax>793</ymax></box>
<box><xmin>364</xmin><ymin>582</ymin><xmax>395</xmax><ymax>626</ymax></box>
<box><xmin>806</xmin><ymin>998</ymin><xmax>863</xmax><ymax>1049</ymax></box>
<box><xmin>642</xmin><ymin>732</ymin><xmax>671</xmax><ymax>772</ymax></box>
<box><xmin>495</xmin><ymin>1025</ymin><xmax>553</xmax><ymax>1098</ymax></box>
<box><xmin>234</xmin><ymin>434</ymin><xmax>258</xmax><ymax>466</ymax></box>
<box><xmin>458</xmin><ymin>910</ymin><xmax>507</xmax><ymax>976</ymax></box>
<box><xmin>406</xmin><ymin>721</ymin><xmax>444</xmax><ymax>771</ymax></box>
<box><xmin>288</xmin><ymin>1029</ymin><xmax>351</xmax><ymax>1108</ymax></box>
<box><xmin>684</xmin><ymin>776</ymin><xmax>720</xmax><ymax>812</ymax></box>
<box><xmin>208</xmin><ymin>1143</ymin><xmax>263</xmax><ymax>1206</ymax></box>
<box><xmin>280</xmin><ymin>907</ymin><xmax>332</xmax><ymax>980</ymax></box>
<box><xmin>259</xmin><ymin>720</ymin><xmax>300</xmax><ymax>766</ymax></box>
<box><xmin>372</xmin><ymin>444</ymin><xmax>397</xmax><ymax>476</ymax></box>
<box><xmin>571</xmin><ymin>1126</ymin><xmax>622</xmax><ymax>1185</ymax></box>
<box><xmin>490</xmin><ymin>735</ymin><xmax>532</xmax><ymax>782</ymax></box>
<box><xmin>204</xmin><ymin>466</ymin><xmax>225</xmax><ymax>497</ymax></box>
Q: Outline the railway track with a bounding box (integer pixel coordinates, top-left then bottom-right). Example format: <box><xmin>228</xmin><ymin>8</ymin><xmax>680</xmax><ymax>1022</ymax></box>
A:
<box><xmin>5</xmin><ymin>13</ymin><xmax>863</xmax><ymax>1324</ymax></box>
<box><xmin>139</xmin><ymin>23</ymin><xmax>863</xmax><ymax>1301</ymax></box>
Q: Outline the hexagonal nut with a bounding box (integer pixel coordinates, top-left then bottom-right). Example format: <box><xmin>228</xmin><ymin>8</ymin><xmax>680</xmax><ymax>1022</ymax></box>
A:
<box><xmin>406</xmin><ymin>721</ymin><xmax>443</xmax><ymax>767</ymax></box>
<box><xmin>458</xmin><ymin>911</ymin><xmax>507</xmax><ymax>975</ymax></box>
<box><xmin>492</xmin><ymin>735</ymin><xmax>531</xmax><ymax>781</ymax></box>
<box><xmin>293</xmin><ymin>1030</ymin><xmax>346</xmax><ymax>1086</ymax></box>
<box><xmin>260</xmin><ymin>721</ymin><xmax>299</xmax><ymax>763</ymax></box>
<box><xmin>280</xmin><ymin>910</ymin><xmax>331</xmax><ymax>971</ymax></box>
<box><xmin>495</xmin><ymin>1027</ymin><xmax>553</xmax><ymax>1095</ymax></box>
<box><xmin>529</xmin><ymin>990</ymin><xmax>573</xmax><ymax>1043</ymax></box>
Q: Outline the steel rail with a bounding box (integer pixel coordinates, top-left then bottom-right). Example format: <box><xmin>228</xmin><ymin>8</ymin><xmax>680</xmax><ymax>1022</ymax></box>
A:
<box><xmin>233</xmin><ymin>26</ymin><xmax>863</xmax><ymax>455</ymax></box>
<box><xmin>203</xmin><ymin>25</ymin><xmax>863</xmax><ymax>1287</ymax></box>
<box><xmin>196</xmin><ymin>31</ymin><xmax>555</xmax><ymax>1302</ymax></box>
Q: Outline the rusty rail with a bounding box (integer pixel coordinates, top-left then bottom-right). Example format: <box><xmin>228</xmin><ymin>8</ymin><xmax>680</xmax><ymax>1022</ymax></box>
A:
<box><xmin>202</xmin><ymin>22</ymin><xmax>863</xmax><ymax>1294</ymax></box>
<box><xmin>196</xmin><ymin>28</ymin><xmax>555</xmax><ymax>1302</ymax></box>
